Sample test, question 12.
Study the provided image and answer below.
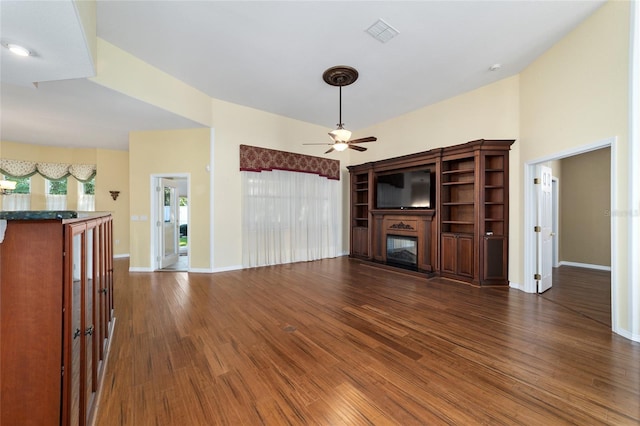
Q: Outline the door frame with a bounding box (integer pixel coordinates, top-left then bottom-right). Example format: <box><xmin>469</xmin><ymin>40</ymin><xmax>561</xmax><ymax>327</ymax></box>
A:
<box><xmin>523</xmin><ymin>137</ymin><xmax>616</xmax><ymax>318</ymax></box>
<box><xmin>552</xmin><ymin>177</ymin><xmax>560</xmax><ymax>268</ymax></box>
<box><xmin>150</xmin><ymin>173</ymin><xmax>190</xmax><ymax>271</ymax></box>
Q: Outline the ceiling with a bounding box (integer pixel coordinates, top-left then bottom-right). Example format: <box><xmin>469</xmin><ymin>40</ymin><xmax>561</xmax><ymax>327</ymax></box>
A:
<box><xmin>1</xmin><ymin>1</ymin><xmax>605</xmax><ymax>151</ymax></box>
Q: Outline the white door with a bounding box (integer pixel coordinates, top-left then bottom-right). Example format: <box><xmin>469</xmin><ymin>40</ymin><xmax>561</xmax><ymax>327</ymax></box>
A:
<box><xmin>158</xmin><ymin>178</ymin><xmax>179</xmax><ymax>269</ymax></box>
<box><xmin>536</xmin><ymin>165</ymin><xmax>553</xmax><ymax>293</ymax></box>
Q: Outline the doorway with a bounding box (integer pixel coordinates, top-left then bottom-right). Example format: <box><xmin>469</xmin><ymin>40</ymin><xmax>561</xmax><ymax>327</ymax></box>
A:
<box><xmin>152</xmin><ymin>174</ymin><xmax>190</xmax><ymax>272</ymax></box>
<box><xmin>524</xmin><ymin>138</ymin><xmax>614</xmax><ymax>326</ymax></box>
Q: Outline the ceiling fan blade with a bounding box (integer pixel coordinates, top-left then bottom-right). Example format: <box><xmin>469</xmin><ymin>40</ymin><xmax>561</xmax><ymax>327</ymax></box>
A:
<box><xmin>348</xmin><ymin>144</ymin><xmax>367</xmax><ymax>152</ymax></box>
<box><xmin>349</xmin><ymin>136</ymin><xmax>377</xmax><ymax>144</ymax></box>
<box><xmin>303</xmin><ymin>143</ymin><xmax>333</xmax><ymax>146</ymax></box>
<box><xmin>325</xmin><ymin>147</ymin><xmax>335</xmax><ymax>154</ymax></box>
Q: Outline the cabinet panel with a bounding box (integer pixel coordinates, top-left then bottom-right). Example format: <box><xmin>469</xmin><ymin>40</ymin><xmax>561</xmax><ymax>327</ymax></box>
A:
<box><xmin>0</xmin><ymin>221</ymin><xmax>63</xmax><ymax>426</ymax></box>
<box><xmin>441</xmin><ymin>233</ymin><xmax>457</xmax><ymax>274</ymax></box>
<box><xmin>483</xmin><ymin>236</ymin><xmax>507</xmax><ymax>282</ymax></box>
<box><xmin>352</xmin><ymin>226</ymin><xmax>369</xmax><ymax>257</ymax></box>
<box><xmin>457</xmin><ymin>235</ymin><xmax>474</xmax><ymax>278</ymax></box>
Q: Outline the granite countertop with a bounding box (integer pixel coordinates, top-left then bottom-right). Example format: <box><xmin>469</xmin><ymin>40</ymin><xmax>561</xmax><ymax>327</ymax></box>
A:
<box><xmin>0</xmin><ymin>210</ymin><xmax>79</xmax><ymax>220</ymax></box>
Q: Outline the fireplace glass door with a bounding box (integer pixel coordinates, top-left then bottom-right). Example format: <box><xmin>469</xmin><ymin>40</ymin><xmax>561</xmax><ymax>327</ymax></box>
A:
<box><xmin>386</xmin><ymin>235</ymin><xmax>418</xmax><ymax>270</ymax></box>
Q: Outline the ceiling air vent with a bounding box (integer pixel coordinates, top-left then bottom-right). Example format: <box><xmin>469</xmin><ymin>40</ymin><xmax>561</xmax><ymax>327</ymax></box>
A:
<box><xmin>365</xmin><ymin>19</ymin><xmax>400</xmax><ymax>43</ymax></box>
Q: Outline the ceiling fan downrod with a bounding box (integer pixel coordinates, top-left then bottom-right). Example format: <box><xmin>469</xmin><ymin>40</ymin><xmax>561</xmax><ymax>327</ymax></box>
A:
<box><xmin>337</xmin><ymin>84</ymin><xmax>343</xmax><ymax>129</ymax></box>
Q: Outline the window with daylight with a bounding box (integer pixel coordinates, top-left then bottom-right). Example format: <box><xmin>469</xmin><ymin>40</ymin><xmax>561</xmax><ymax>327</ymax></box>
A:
<box><xmin>45</xmin><ymin>178</ymin><xmax>67</xmax><ymax>210</ymax></box>
<box><xmin>2</xmin><ymin>176</ymin><xmax>31</xmax><ymax>211</ymax></box>
<box><xmin>78</xmin><ymin>178</ymin><xmax>95</xmax><ymax>211</ymax></box>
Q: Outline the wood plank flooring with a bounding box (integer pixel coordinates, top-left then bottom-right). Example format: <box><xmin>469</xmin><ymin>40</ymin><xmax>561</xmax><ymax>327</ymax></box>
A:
<box><xmin>95</xmin><ymin>258</ymin><xmax>640</xmax><ymax>425</ymax></box>
<box><xmin>542</xmin><ymin>265</ymin><xmax>611</xmax><ymax>327</ymax></box>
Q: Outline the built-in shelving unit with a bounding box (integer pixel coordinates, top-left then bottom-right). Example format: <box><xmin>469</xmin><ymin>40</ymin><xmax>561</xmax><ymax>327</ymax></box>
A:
<box><xmin>350</xmin><ymin>169</ymin><xmax>373</xmax><ymax>257</ymax></box>
<box><xmin>348</xmin><ymin>139</ymin><xmax>514</xmax><ymax>286</ymax></box>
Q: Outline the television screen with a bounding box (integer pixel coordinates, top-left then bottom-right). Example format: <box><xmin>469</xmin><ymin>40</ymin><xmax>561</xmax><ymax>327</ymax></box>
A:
<box><xmin>376</xmin><ymin>169</ymin><xmax>433</xmax><ymax>209</ymax></box>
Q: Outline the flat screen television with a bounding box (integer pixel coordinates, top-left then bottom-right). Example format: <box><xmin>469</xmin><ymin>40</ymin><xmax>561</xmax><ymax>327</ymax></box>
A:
<box><xmin>376</xmin><ymin>168</ymin><xmax>434</xmax><ymax>209</ymax></box>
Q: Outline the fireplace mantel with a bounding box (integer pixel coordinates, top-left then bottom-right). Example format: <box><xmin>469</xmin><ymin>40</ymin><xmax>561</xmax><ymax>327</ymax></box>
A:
<box><xmin>371</xmin><ymin>210</ymin><xmax>436</xmax><ymax>274</ymax></box>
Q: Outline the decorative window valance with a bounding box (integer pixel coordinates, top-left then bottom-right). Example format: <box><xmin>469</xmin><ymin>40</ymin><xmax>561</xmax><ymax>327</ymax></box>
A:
<box><xmin>0</xmin><ymin>158</ymin><xmax>96</xmax><ymax>182</ymax></box>
<box><xmin>239</xmin><ymin>145</ymin><xmax>340</xmax><ymax>180</ymax></box>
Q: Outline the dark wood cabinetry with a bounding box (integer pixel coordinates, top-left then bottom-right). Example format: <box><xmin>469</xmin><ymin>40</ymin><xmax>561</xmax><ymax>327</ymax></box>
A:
<box><xmin>0</xmin><ymin>212</ymin><xmax>114</xmax><ymax>426</ymax></box>
<box><xmin>348</xmin><ymin>139</ymin><xmax>513</xmax><ymax>286</ymax></box>
<box><xmin>349</xmin><ymin>168</ymin><xmax>373</xmax><ymax>258</ymax></box>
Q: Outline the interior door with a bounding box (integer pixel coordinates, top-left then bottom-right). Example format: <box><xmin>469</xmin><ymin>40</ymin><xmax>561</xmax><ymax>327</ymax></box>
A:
<box><xmin>536</xmin><ymin>165</ymin><xmax>553</xmax><ymax>293</ymax></box>
<box><xmin>158</xmin><ymin>178</ymin><xmax>179</xmax><ymax>269</ymax></box>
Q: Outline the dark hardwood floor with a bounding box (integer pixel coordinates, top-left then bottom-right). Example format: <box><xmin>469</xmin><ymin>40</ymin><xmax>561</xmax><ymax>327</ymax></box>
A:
<box><xmin>542</xmin><ymin>265</ymin><xmax>611</xmax><ymax>327</ymax></box>
<box><xmin>95</xmin><ymin>258</ymin><xmax>639</xmax><ymax>425</ymax></box>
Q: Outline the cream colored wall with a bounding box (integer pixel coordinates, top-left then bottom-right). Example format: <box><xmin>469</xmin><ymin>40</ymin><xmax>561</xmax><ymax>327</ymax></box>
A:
<box><xmin>128</xmin><ymin>128</ymin><xmax>212</xmax><ymax>269</ymax></box>
<box><xmin>520</xmin><ymin>1</ymin><xmax>630</xmax><ymax>327</ymax></box>
<box><xmin>96</xmin><ymin>149</ymin><xmax>129</xmax><ymax>256</ymax></box>
<box><xmin>350</xmin><ymin>75</ymin><xmax>521</xmax><ymax>275</ymax></box>
<box><xmin>91</xmin><ymin>38</ymin><xmax>212</xmax><ymax>127</ymax></box>
<box><xmin>0</xmin><ymin>141</ymin><xmax>130</xmax><ymax>256</ymax></box>
<box><xmin>559</xmin><ymin>148</ymin><xmax>611</xmax><ymax>266</ymax></box>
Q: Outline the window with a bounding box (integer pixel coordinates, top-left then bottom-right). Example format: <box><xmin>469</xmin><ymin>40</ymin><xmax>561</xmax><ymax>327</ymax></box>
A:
<box><xmin>2</xmin><ymin>176</ymin><xmax>31</xmax><ymax>210</ymax></box>
<box><xmin>78</xmin><ymin>178</ymin><xmax>95</xmax><ymax>211</ymax></box>
<box><xmin>45</xmin><ymin>178</ymin><xmax>67</xmax><ymax>210</ymax></box>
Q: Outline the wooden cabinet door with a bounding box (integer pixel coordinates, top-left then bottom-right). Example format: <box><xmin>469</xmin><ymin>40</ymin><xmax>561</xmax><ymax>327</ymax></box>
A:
<box><xmin>441</xmin><ymin>233</ymin><xmax>457</xmax><ymax>274</ymax></box>
<box><xmin>85</xmin><ymin>224</ymin><xmax>97</xmax><ymax>423</ymax></box>
<box><xmin>457</xmin><ymin>235</ymin><xmax>474</xmax><ymax>278</ymax></box>
<box><xmin>66</xmin><ymin>228</ymin><xmax>84</xmax><ymax>426</ymax></box>
<box><xmin>352</xmin><ymin>226</ymin><xmax>369</xmax><ymax>257</ymax></box>
<box><xmin>441</xmin><ymin>233</ymin><xmax>474</xmax><ymax>278</ymax></box>
<box><xmin>64</xmin><ymin>222</ymin><xmax>98</xmax><ymax>426</ymax></box>
<box><xmin>482</xmin><ymin>236</ymin><xmax>507</xmax><ymax>283</ymax></box>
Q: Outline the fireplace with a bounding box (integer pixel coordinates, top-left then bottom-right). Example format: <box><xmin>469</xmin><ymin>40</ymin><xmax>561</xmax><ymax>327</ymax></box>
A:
<box><xmin>386</xmin><ymin>235</ymin><xmax>418</xmax><ymax>270</ymax></box>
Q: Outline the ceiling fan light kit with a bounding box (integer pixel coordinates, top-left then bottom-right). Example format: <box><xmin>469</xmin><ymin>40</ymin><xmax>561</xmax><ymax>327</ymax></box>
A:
<box><xmin>304</xmin><ymin>65</ymin><xmax>377</xmax><ymax>154</ymax></box>
<box><xmin>329</xmin><ymin>126</ymin><xmax>352</xmax><ymax>143</ymax></box>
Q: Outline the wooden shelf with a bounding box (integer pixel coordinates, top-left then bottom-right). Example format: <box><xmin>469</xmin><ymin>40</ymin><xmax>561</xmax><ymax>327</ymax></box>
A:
<box><xmin>442</xmin><ymin>181</ymin><xmax>474</xmax><ymax>186</ymax></box>
<box><xmin>442</xmin><ymin>169</ymin><xmax>474</xmax><ymax>175</ymax></box>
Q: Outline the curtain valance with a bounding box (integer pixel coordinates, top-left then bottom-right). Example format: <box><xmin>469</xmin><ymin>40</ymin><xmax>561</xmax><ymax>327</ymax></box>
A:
<box><xmin>239</xmin><ymin>144</ymin><xmax>340</xmax><ymax>180</ymax></box>
<box><xmin>0</xmin><ymin>158</ymin><xmax>96</xmax><ymax>182</ymax></box>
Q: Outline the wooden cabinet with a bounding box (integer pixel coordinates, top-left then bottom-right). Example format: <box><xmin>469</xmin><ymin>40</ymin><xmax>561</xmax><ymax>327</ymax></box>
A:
<box><xmin>0</xmin><ymin>212</ymin><xmax>114</xmax><ymax>426</ymax></box>
<box><xmin>440</xmin><ymin>141</ymin><xmax>513</xmax><ymax>285</ymax></box>
<box><xmin>441</xmin><ymin>232</ymin><xmax>474</xmax><ymax>278</ymax></box>
<box><xmin>347</xmin><ymin>139</ymin><xmax>513</xmax><ymax>285</ymax></box>
<box><xmin>349</xmin><ymin>167</ymin><xmax>373</xmax><ymax>258</ymax></box>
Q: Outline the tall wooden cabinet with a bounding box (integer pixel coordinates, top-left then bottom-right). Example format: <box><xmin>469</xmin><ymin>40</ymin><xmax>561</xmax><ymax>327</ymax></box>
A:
<box><xmin>348</xmin><ymin>139</ymin><xmax>514</xmax><ymax>286</ymax></box>
<box><xmin>0</xmin><ymin>211</ymin><xmax>114</xmax><ymax>426</ymax></box>
<box><xmin>439</xmin><ymin>140</ymin><xmax>513</xmax><ymax>285</ymax></box>
<box><xmin>349</xmin><ymin>167</ymin><xmax>373</xmax><ymax>258</ymax></box>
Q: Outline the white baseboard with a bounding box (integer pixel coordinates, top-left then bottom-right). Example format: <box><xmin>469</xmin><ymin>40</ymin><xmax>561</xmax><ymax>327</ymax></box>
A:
<box><xmin>613</xmin><ymin>326</ymin><xmax>640</xmax><ymax>343</ymax></box>
<box><xmin>129</xmin><ymin>266</ymin><xmax>153</xmax><ymax>272</ymax></box>
<box><xmin>509</xmin><ymin>281</ymin><xmax>526</xmax><ymax>292</ymax></box>
<box><xmin>558</xmin><ymin>261</ymin><xmax>611</xmax><ymax>271</ymax></box>
<box><xmin>114</xmin><ymin>253</ymin><xmax>129</xmax><ymax>259</ymax></box>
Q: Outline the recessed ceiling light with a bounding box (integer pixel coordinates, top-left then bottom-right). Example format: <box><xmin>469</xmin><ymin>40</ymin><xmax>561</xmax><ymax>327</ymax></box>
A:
<box><xmin>489</xmin><ymin>63</ymin><xmax>502</xmax><ymax>72</ymax></box>
<box><xmin>6</xmin><ymin>43</ymin><xmax>31</xmax><ymax>57</ymax></box>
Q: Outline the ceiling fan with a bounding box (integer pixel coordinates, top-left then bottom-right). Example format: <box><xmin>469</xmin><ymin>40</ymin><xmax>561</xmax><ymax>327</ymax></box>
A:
<box><xmin>304</xmin><ymin>65</ymin><xmax>377</xmax><ymax>154</ymax></box>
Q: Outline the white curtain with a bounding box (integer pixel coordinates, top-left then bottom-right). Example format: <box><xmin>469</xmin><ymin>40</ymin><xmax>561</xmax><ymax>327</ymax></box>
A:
<box><xmin>2</xmin><ymin>194</ymin><xmax>31</xmax><ymax>211</ymax></box>
<box><xmin>242</xmin><ymin>170</ymin><xmax>341</xmax><ymax>268</ymax></box>
<box><xmin>45</xmin><ymin>194</ymin><xmax>67</xmax><ymax>210</ymax></box>
<box><xmin>77</xmin><ymin>180</ymin><xmax>95</xmax><ymax>211</ymax></box>
<box><xmin>77</xmin><ymin>193</ymin><xmax>95</xmax><ymax>211</ymax></box>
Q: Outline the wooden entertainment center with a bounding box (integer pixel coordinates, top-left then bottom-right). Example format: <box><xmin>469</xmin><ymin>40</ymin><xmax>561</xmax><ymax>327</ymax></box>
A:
<box><xmin>347</xmin><ymin>139</ymin><xmax>514</xmax><ymax>286</ymax></box>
